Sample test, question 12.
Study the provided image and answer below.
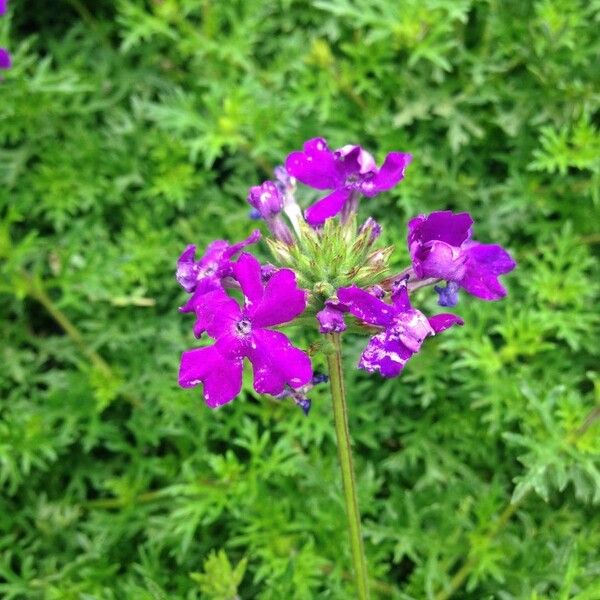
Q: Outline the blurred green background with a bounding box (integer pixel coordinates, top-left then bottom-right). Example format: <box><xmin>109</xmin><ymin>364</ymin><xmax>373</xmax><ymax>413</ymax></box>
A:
<box><xmin>1</xmin><ymin>0</ymin><xmax>599</xmax><ymax>598</ymax></box>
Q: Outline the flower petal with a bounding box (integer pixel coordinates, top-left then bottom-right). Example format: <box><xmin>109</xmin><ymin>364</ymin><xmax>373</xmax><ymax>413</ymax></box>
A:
<box><xmin>223</xmin><ymin>229</ymin><xmax>261</xmax><ymax>260</ymax></box>
<box><xmin>337</xmin><ymin>285</ymin><xmax>394</xmax><ymax>327</ymax></box>
<box><xmin>434</xmin><ymin>281</ymin><xmax>460</xmax><ymax>307</ymax></box>
<box><xmin>187</xmin><ymin>288</ymin><xmax>242</xmax><ymax>338</ymax></box>
<box><xmin>358</xmin><ymin>331</ymin><xmax>413</xmax><ymax>378</ymax></box>
<box><xmin>408</xmin><ymin>211</ymin><xmax>473</xmax><ymax>248</ymax></box>
<box><xmin>428</xmin><ymin>313</ymin><xmax>464</xmax><ymax>334</ymax></box>
<box><xmin>179</xmin><ymin>336</ymin><xmax>243</xmax><ymax>408</ymax></box>
<box><xmin>285</xmin><ymin>137</ymin><xmax>341</xmax><ymax>190</ymax></box>
<box><xmin>180</xmin><ymin>277</ymin><xmax>224</xmax><ymax>314</ymax></box>
<box><xmin>176</xmin><ymin>244</ymin><xmax>200</xmax><ymax>292</ymax></box>
<box><xmin>247</xmin><ymin>329</ymin><xmax>313</xmax><ymax>395</ymax></box>
<box><xmin>413</xmin><ymin>240</ymin><xmax>467</xmax><ymax>280</ymax></box>
<box><xmin>460</xmin><ymin>243</ymin><xmax>516</xmax><ymax>301</ymax></box>
<box><xmin>305</xmin><ymin>187</ymin><xmax>352</xmax><ymax>226</ymax></box>
<box><xmin>249</xmin><ymin>268</ymin><xmax>307</xmax><ymax>328</ymax></box>
<box><xmin>316</xmin><ymin>304</ymin><xmax>347</xmax><ymax>333</ymax></box>
<box><xmin>233</xmin><ymin>252</ymin><xmax>264</xmax><ymax>306</ymax></box>
<box><xmin>363</xmin><ymin>152</ymin><xmax>412</xmax><ymax>196</ymax></box>
<box><xmin>333</xmin><ymin>145</ymin><xmax>366</xmax><ymax>181</ymax></box>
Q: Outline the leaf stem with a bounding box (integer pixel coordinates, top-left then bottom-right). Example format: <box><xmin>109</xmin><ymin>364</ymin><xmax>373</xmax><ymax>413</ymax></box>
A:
<box><xmin>326</xmin><ymin>333</ymin><xmax>370</xmax><ymax>600</ymax></box>
<box><xmin>433</xmin><ymin>499</ymin><xmax>522</xmax><ymax>600</ymax></box>
<box><xmin>21</xmin><ymin>271</ymin><xmax>140</xmax><ymax>407</ymax></box>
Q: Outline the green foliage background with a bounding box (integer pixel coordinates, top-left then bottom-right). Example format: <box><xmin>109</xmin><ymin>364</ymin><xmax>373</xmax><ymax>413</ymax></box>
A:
<box><xmin>1</xmin><ymin>0</ymin><xmax>599</xmax><ymax>598</ymax></box>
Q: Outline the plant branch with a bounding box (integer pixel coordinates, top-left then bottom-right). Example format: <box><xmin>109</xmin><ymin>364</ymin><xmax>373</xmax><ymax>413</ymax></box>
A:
<box><xmin>433</xmin><ymin>402</ymin><xmax>600</xmax><ymax>599</ymax></box>
<box><xmin>21</xmin><ymin>272</ymin><xmax>140</xmax><ymax>407</ymax></box>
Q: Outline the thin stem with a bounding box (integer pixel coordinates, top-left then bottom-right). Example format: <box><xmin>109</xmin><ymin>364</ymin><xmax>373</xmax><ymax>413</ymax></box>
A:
<box><xmin>433</xmin><ymin>499</ymin><xmax>522</xmax><ymax>600</ymax></box>
<box><xmin>22</xmin><ymin>272</ymin><xmax>113</xmax><ymax>378</ymax></box>
<box><xmin>21</xmin><ymin>271</ymin><xmax>140</xmax><ymax>407</ymax></box>
<box><xmin>326</xmin><ymin>333</ymin><xmax>370</xmax><ymax>600</ymax></box>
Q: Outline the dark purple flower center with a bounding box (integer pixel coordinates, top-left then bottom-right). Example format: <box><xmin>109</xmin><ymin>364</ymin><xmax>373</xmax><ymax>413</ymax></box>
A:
<box><xmin>200</xmin><ymin>264</ymin><xmax>217</xmax><ymax>277</ymax></box>
<box><xmin>235</xmin><ymin>318</ymin><xmax>252</xmax><ymax>336</ymax></box>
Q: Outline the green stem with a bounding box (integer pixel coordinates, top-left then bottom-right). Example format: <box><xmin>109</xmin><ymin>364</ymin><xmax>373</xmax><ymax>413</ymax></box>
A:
<box><xmin>21</xmin><ymin>271</ymin><xmax>140</xmax><ymax>407</ymax></box>
<box><xmin>326</xmin><ymin>333</ymin><xmax>370</xmax><ymax>600</ymax></box>
<box><xmin>433</xmin><ymin>499</ymin><xmax>522</xmax><ymax>600</ymax></box>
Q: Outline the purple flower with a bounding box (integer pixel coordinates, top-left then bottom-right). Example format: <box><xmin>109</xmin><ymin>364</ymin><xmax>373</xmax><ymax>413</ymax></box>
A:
<box><xmin>179</xmin><ymin>253</ymin><xmax>313</xmax><ymax>408</ymax></box>
<box><xmin>317</xmin><ymin>301</ymin><xmax>348</xmax><ymax>334</ymax></box>
<box><xmin>247</xmin><ymin>181</ymin><xmax>294</xmax><ymax>244</ymax></box>
<box><xmin>0</xmin><ymin>49</ymin><xmax>10</xmax><ymax>70</ymax></box>
<box><xmin>408</xmin><ymin>211</ymin><xmax>516</xmax><ymax>301</ymax></box>
<box><xmin>0</xmin><ymin>1</ymin><xmax>7</xmax><ymax>16</ymax></box>
<box><xmin>177</xmin><ymin>230</ymin><xmax>260</xmax><ymax>308</ymax></box>
<box><xmin>337</xmin><ymin>283</ymin><xmax>463</xmax><ymax>378</ymax></box>
<box><xmin>248</xmin><ymin>181</ymin><xmax>283</xmax><ymax>220</ymax></box>
<box><xmin>285</xmin><ymin>138</ymin><xmax>412</xmax><ymax>226</ymax></box>
<box><xmin>359</xmin><ymin>217</ymin><xmax>382</xmax><ymax>245</ymax></box>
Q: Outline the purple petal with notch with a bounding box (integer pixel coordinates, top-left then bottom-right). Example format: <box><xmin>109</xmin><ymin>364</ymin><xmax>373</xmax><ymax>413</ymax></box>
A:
<box><xmin>337</xmin><ymin>285</ymin><xmax>395</xmax><ymax>327</ymax></box>
<box><xmin>233</xmin><ymin>253</ymin><xmax>264</xmax><ymax>307</ymax></box>
<box><xmin>179</xmin><ymin>336</ymin><xmax>243</xmax><ymax>408</ymax></box>
<box><xmin>249</xmin><ymin>268</ymin><xmax>307</xmax><ymax>328</ymax></box>
<box><xmin>363</xmin><ymin>152</ymin><xmax>412</xmax><ymax>196</ymax></box>
<box><xmin>460</xmin><ymin>243</ymin><xmax>516</xmax><ymax>300</ymax></box>
<box><xmin>304</xmin><ymin>187</ymin><xmax>352</xmax><ymax>226</ymax></box>
<box><xmin>428</xmin><ymin>313</ymin><xmax>464</xmax><ymax>334</ymax></box>
<box><xmin>285</xmin><ymin>138</ymin><xmax>341</xmax><ymax>190</ymax></box>
<box><xmin>247</xmin><ymin>329</ymin><xmax>313</xmax><ymax>395</ymax></box>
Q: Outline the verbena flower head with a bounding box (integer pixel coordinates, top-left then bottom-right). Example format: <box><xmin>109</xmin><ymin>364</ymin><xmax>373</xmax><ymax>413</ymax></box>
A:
<box><xmin>177</xmin><ymin>230</ymin><xmax>260</xmax><ymax>309</ymax></box>
<box><xmin>285</xmin><ymin>137</ymin><xmax>412</xmax><ymax>226</ymax></box>
<box><xmin>179</xmin><ymin>253</ymin><xmax>312</xmax><ymax>407</ymax></box>
<box><xmin>337</xmin><ymin>282</ymin><xmax>463</xmax><ymax>377</ymax></box>
<box><xmin>0</xmin><ymin>1</ymin><xmax>7</xmax><ymax>16</ymax></box>
<box><xmin>408</xmin><ymin>211</ymin><xmax>516</xmax><ymax>302</ymax></box>
<box><xmin>177</xmin><ymin>137</ymin><xmax>516</xmax><ymax>411</ymax></box>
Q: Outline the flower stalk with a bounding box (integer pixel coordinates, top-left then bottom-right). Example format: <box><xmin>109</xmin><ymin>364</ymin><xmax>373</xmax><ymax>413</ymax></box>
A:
<box><xmin>326</xmin><ymin>333</ymin><xmax>370</xmax><ymax>600</ymax></box>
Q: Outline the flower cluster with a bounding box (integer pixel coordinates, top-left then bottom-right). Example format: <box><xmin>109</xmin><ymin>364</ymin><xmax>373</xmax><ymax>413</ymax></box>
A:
<box><xmin>177</xmin><ymin>137</ymin><xmax>516</xmax><ymax>409</ymax></box>
<box><xmin>0</xmin><ymin>1</ymin><xmax>11</xmax><ymax>72</ymax></box>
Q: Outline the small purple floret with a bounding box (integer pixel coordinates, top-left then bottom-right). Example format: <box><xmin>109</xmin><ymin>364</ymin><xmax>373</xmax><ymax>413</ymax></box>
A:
<box><xmin>408</xmin><ymin>211</ymin><xmax>516</xmax><ymax>301</ymax></box>
<box><xmin>247</xmin><ymin>180</ymin><xmax>294</xmax><ymax>244</ymax></box>
<box><xmin>359</xmin><ymin>217</ymin><xmax>382</xmax><ymax>244</ymax></box>
<box><xmin>435</xmin><ymin>281</ymin><xmax>460</xmax><ymax>307</ymax></box>
<box><xmin>179</xmin><ymin>253</ymin><xmax>312</xmax><ymax>408</ymax></box>
<box><xmin>248</xmin><ymin>181</ymin><xmax>284</xmax><ymax>220</ymax></box>
<box><xmin>285</xmin><ymin>138</ymin><xmax>412</xmax><ymax>226</ymax></box>
<box><xmin>177</xmin><ymin>230</ymin><xmax>260</xmax><ymax>313</ymax></box>
<box><xmin>295</xmin><ymin>396</ymin><xmax>311</xmax><ymax>416</ymax></box>
<box><xmin>0</xmin><ymin>1</ymin><xmax>7</xmax><ymax>17</ymax></box>
<box><xmin>317</xmin><ymin>301</ymin><xmax>348</xmax><ymax>334</ymax></box>
<box><xmin>337</xmin><ymin>283</ymin><xmax>463</xmax><ymax>378</ymax></box>
<box><xmin>312</xmin><ymin>372</ymin><xmax>329</xmax><ymax>385</ymax></box>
